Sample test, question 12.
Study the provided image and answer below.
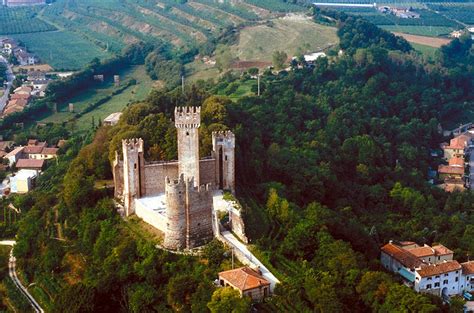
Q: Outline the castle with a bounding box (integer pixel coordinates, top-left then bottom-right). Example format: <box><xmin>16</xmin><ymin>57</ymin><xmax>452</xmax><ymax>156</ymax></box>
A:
<box><xmin>113</xmin><ymin>107</ymin><xmax>236</xmax><ymax>250</ymax></box>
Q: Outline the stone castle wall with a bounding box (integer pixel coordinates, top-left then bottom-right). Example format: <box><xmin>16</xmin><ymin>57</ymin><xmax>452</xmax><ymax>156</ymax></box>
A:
<box><xmin>142</xmin><ymin>162</ymin><xmax>179</xmax><ymax>196</ymax></box>
<box><xmin>186</xmin><ymin>184</ymin><xmax>214</xmax><ymax>248</ymax></box>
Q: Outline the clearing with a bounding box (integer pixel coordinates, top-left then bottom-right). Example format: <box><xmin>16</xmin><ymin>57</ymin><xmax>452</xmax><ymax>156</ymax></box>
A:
<box><xmin>392</xmin><ymin>32</ymin><xmax>451</xmax><ymax>48</ymax></box>
<box><xmin>381</xmin><ymin>25</ymin><xmax>454</xmax><ymax>37</ymax></box>
<box><xmin>11</xmin><ymin>31</ymin><xmax>112</xmax><ymax>70</ymax></box>
<box><xmin>39</xmin><ymin>66</ymin><xmax>154</xmax><ymax>132</ymax></box>
<box><xmin>230</xmin><ymin>15</ymin><xmax>338</xmax><ymax>62</ymax></box>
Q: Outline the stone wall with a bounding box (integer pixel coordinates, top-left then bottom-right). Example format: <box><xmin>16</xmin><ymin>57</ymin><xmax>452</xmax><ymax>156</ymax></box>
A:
<box><xmin>143</xmin><ymin>162</ymin><xmax>179</xmax><ymax>196</ymax></box>
<box><xmin>135</xmin><ymin>199</ymin><xmax>167</xmax><ymax>233</ymax></box>
<box><xmin>187</xmin><ymin>184</ymin><xmax>214</xmax><ymax>248</ymax></box>
<box><xmin>199</xmin><ymin>158</ymin><xmax>216</xmax><ymax>186</ymax></box>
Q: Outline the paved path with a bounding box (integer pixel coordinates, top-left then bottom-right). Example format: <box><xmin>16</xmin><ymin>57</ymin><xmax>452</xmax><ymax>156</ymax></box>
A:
<box><xmin>221</xmin><ymin>231</ymin><xmax>280</xmax><ymax>291</ymax></box>
<box><xmin>0</xmin><ymin>240</ymin><xmax>44</xmax><ymax>313</ymax></box>
<box><xmin>0</xmin><ymin>55</ymin><xmax>14</xmax><ymax>112</ymax></box>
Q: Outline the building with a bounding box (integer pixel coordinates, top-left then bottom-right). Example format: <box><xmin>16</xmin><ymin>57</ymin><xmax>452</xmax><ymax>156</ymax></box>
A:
<box><xmin>381</xmin><ymin>241</ymin><xmax>474</xmax><ymax>300</ymax></box>
<box><xmin>442</xmin><ymin>133</ymin><xmax>474</xmax><ymax>160</ymax></box>
<box><xmin>4</xmin><ymin>0</ymin><xmax>46</xmax><ymax>7</ymax></box>
<box><xmin>27</xmin><ymin>71</ymin><xmax>46</xmax><ymax>81</ymax></box>
<box><xmin>218</xmin><ymin>267</ymin><xmax>271</xmax><ymax>301</ymax></box>
<box><xmin>0</xmin><ymin>38</ymin><xmax>17</xmax><ymax>55</ymax></box>
<box><xmin>113</xmin><ymin>107</ymin><xmax>236</xmax><ymax>250</ymax></box>
<box><xmin>15</xmin><ymin>158</ymin><xmax>44</xmax><ymax>171</ymax></box>
<box><xmin>4</xmin><ymin>146</ymin><xmax>25</xmax><ymax>166</ymax></box>
<box><xmin>103</xmin><ymin>112</ymin><xmax>122</xmax><ymax>126</ymax></box>
<box><xmin>10</xmin><ymin>169</ymin><xmax>37</xmax><ymax>193</ymax></box>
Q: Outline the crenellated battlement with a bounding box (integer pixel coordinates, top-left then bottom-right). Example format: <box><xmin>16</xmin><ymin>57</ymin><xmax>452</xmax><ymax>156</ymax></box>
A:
<box><xmin>122</xmin><ymin>138</ymin><xmax>144</xmax><ymax>151</ymax></box>
<box><xmin>175</xmin><ymin>106</ymin><xmax>201</xmax><ymax>129</ymax></box>
<box><xmin>165</xmin><ymin>174</ymin><xmax>212</xmax><ymax>194</ymax></box>
<box><xmin>212</xmin><ymin>130</ymin><xmax>235</xmax><ymax>150</ymax></box>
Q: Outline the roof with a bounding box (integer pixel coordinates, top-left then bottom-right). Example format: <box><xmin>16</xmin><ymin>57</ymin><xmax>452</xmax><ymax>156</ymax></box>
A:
<box><xmin>4</xmin><ymin>146</ymin><xmax>24</xmax><ymax>159</ymax></box>
<box><xmin>27</xmin><ymin>139</ymin><xmax>38</xmax><ymax>145</ymax></box>
<box><xmin>218</xmin><ymin>267</ymin><xmax>270</xmax><ymax>291</ymax></box>
<box><xmin>23</xmin><ymin>146</ymin><xmax>43</xmax><ymax>154</ymax></box>
<box><xmin>14</xmin><ymin>169</ymin><xmax>37</xmax><ymax>180</ymax></box>
<box><xmin>449</xmin><ymin>157</ymin><xmax>464</xmax><ymax>167</ymax></box>
<box><xmin>438</xmin><ymin>165</ymin><xmax>464</xmax><ymax>175</ymax></box>
<box><xmin>432</xmin><ymin>244</ymin><xmax>453</xmax><ymax>256</ymax></box>
<box><xmin>416</xmin><ymin>261</ymin><xmax>461</xmax><ymax>278</ymax></box>
<box><xmin>446</xmin><ymin>134</ymin><xmax>473</xmax><ymax>150</ymax></box>
<box><xmin>461</xmin><ymin>261</ymin><xmax>474</xmax><ymax>275</ymax></box>
<box><xmin>381</xmin><ymin>243</ymin><xmax>423</xmax><ymax>268</ymax></box>
<box><xmin>10</xmin><ymin>93</ymin><xmax>31</xmax><ymax>100</ymax></box>
<box><xmin>16</xmin><ymin>158</ymin><xmax>44</xmax><ymax>169</ymax></box>
<box><xmin>14</xmin><ymin>86</ymin><xmax>32</xmax><ymax>93</ymax></box>
<box><xmin>0</xmin><ymin>141</ymin><xmax>14</xmax><ymax>151</ymax></box>
<box><xmin>104</xmin><ymin>112</ymin><xmax>122</xmax><ymax>123</ymax></box>
<box><xmin>406</xmin><ymin>246</ymin><xmax>434</xmax><ymax>258</ymax></box>
<box><xmin>41</xmin><ymin>147</ymin><xmax>58</xmax><ymax>155</ymax></box>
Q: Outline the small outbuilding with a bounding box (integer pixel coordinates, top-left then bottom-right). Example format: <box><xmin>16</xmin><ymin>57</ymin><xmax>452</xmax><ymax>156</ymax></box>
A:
<box><xmin>218</xmin><ymin>267</ymin><xmax>271</xmax><ymax>302</ymax></box>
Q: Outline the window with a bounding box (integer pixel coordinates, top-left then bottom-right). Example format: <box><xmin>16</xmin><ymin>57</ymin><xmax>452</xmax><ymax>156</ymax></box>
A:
<box><xmin>428</xmin><ymin>258</ymin><xmax>431</xmax><ymax>262</ymax></box>
<box><xmin>443</xmin><ymin>280</ymin><xmax>448</xmax><ymax>285</ymax></box>
<box><xmin>455</xmin><ymin>277</ymin><xmax>458</xmax><ymax>282</ymax></box>
<box><xmin>186</xmin><ymin>131</ymin><xmax>189</xmax><ymax>136</ymax></box>
<box><xmin>444</xmin><ymin>273</ymin><xmax>449</xmax><ymax>277</ymax></box>
<box><xmin>456</xmin><ymin>271</ymin><xmax>459</xmax><ymax>274</ymax></box>
<box><xmin>426</xmin><ymin>284</ymin><xmax>432</xmax><ymax>289</ymax></box>
<box><xmin>435</xmin><ymin>275</ymin><xmax>440</xmax><ymax>279</ymax></box>
<box><xmin>438</xmin><ymin>256</ymin><xmax>440</xmax><ymax>260</ymax></box>
<box><xmin>427</xmin><ymin>277</ymin><xmax>432</xmax><ymax>281</ymax></box>
<box><xmin>434</xmin><ymin>282</ymin><xmax>440</xmax><ymax>287</ymax></box>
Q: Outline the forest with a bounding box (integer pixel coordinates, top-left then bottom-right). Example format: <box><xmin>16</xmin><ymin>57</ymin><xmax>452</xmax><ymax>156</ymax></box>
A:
<box><xmin>3</xmin><ymin>9</ymin><xmax>474</xmax><ymax>313</ymax></box>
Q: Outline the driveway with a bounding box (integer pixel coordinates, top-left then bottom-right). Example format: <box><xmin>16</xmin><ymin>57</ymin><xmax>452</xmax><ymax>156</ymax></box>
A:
<box><xmin>0</xmin><ymin>55</ymin><xmax>14</xmax><ymax>112</ymax></box>
<box><xmin>0</xmin><ymin>240</ymin><xmax>44</xmax><ymax>313</ymax></box>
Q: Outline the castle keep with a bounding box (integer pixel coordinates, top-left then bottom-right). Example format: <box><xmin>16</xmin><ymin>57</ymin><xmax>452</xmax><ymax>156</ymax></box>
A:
<box><xmin>113</xmin><ymin>107</ymin><xmax>236</xmax><ymax>250</ymax></box>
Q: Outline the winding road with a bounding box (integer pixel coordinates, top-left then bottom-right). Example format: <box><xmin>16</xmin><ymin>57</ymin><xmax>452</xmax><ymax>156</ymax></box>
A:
<box><xmin>0</xmin><ymin>55</ymin><xmax>14</xmax><ymax>112</ymax></box>
<box><xmin>0</xmin><ymin>240</ymin><xmax>44</xmax><ymax>313</ymax></box>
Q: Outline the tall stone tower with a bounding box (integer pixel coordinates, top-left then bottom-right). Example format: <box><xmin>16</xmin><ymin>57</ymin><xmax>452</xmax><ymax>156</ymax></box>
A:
<box><xmin>122</xmin><ymin>138</ymin><xmax>144</xmax><ymax>216</ymax></box>
<box><xmin>175</xmin><ymin>107</ymin><xmax>201</xmax><ymax>187</ymax></box>
<box><xmin>212</xmin><ymin>130</ymin><xmax>236</xmax><ymax>193</ymax></box>
<box><xmin>164</xmin><ymin>174</ymin><xmax>213</xmax><ymax>250</ymax></box>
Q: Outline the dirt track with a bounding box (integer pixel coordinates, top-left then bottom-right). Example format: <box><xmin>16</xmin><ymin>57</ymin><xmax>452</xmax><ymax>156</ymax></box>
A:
<box><xmin>393</xmin><ymin>32</ymin><xmax>451</xmax><ymax>48</ymax></box>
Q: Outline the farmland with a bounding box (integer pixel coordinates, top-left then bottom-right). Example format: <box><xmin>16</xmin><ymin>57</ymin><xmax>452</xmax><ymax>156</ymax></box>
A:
<box><xmin>39</xmin><ymin>66</ymin><xmax>155</xmax><ymax>132</ymax></box>
<box><xmin>380</xmin><ymin>25</ymin><xmax>454</xmax><ymax>37</ymax></box>
<box><xmin>0</xmin><ymin>6</ymin><xmax>56</xmax><ymax>35</ymax></box>
<box><xmin>11</xmin><ymin>31</ymin><xmax>112</xmax><ymax>70</ymax></box>
<box><xmin>231</xmin><ymin>15</ymin><xmax>338</xmax><ymax>62</ymax></box>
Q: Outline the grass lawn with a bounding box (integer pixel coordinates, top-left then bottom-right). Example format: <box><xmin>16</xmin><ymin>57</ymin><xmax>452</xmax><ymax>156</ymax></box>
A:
<box><xmin>39</xmin><ymin>66</ymin><xmax>154</xmax><ymax>132</ymax></box>
<box><xmin>411</xmin><ymin>42</ymin><xmax>439</xmax><ymax>59</ymax></box>
<box><xmin>230</xmin><ymin>15</ymin><xmax>338</xmax><ymax>62</ymax></box>
<box><xmin>381</xmin><ymin>25</ymin><xmax>454</xmax><ymax>37</ymax></box>
<box><xmin>185</xmin><ymin>60</ymin><xmax>221</xmax><ymax>83</ymax></box>
<box><xmin>11</xmin><ymin>30</ymin><xmax>112</xmax><ymax>70</ymax></box>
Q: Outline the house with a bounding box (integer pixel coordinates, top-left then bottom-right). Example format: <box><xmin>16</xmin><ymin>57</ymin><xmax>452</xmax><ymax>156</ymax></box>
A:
<box><xmin>438</xmin><ymin>164</ymin><xmax>464</xmax><ymax>180</ymax></box>
<box><xmin>450</xmin><ymin>30</ymin><xmax>464</xmax><ymax>38</ymax></box>
<box><xmin>10</xmin><ymin>169</ymin><xmax>37</xmax><ymax>193</ymax></box>
<box><xmin>4</xmin><ymin>146</ymin><xmax>24</xmax><ymax>166</ymax></box>
<box><xmin>103</xmin><ymin>112</ymin><xmax>122</xmax><ymax>126</ymax></box>
<box><xmin>23</xmin><ymin>140</ymin><xmax>57</xmax><ymax>160</ymax></box>
<box><xmin>1</xmin><ymin>38</ymin><xmax>17</xmax><ymax>55</ymax></box>
<box><xmin>14</xmin><ymin>86</ymin><xmax>32</xmax><ymax>95</ymax></box>
<box><xmin>27</xmin><ymin>70</ymin><xmax>46</xmax><ymax>81</ymax></box>
<box><xmin>15</xmin><ymin>158</ymin><xmax>44</xmax><ymax>171</ymax></box>
<box><xmin>381</xmin><ymin>241</ymin><xmax>474</xmax><ymax>300</ymax></box>
<box><xmin>442</xmin><ymin>133</ymin><xmax>474</xmax><ymax>159</ymax></box>
<box><xmin>218</xmin><ymin>267</ymin><xmax>271</xmax><ymax>302</ymax></box>
<box><xmin>14</xmin><ymin>49</ymin><xmax>37</xmax><ymax>66</ymax></box>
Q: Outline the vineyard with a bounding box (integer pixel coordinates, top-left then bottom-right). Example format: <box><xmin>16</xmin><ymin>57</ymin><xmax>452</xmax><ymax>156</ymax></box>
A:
<box><xmin>0</xmin><ymin>6</ymin><xmax>56</xmax><ymax>35</ymax></box>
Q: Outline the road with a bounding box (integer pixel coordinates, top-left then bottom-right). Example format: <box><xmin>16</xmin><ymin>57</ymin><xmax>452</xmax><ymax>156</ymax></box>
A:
<box><xmin>0</xmin><ymin>55</ymin><xmax>14</xmax><ymax>112</ymax></box>
<box><xmin>0</xmin><ymin>240</ymin><xmax>44</xmax><ymax>313</ymax></box>
<box><xmin>221</xmin><ymin>231</ymin><xmax>280</xmax><ymax>291</ymax></box>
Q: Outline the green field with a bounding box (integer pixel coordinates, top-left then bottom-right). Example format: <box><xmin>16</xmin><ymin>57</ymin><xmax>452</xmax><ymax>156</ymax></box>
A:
<box><xmin>231</xmin><ymin>16</ymin><xmax>338</xmax><ymax>61</ymax></box>
<box><xmin>40</xmin><ymin>66</ymin><xmax>155</xmax><ymax>132</ymax></box>
<box><xmin>0</xmin><ymin>6</ymin><xmax>56</xmax><ymax>35</ymax></box>
<box><xmin>380</xmin><ymin>25</ymin><xmax>454</xmax><ymax>37</ymax></box>
<box><xmin>11</xmin><ymin>31</ymin><xmax>112</xmax><ymax>70</ymax></box>
<box><xmin>411</xmin><ymin>42</ymin><xmax>438</xmax><ymax>58</ymax></box>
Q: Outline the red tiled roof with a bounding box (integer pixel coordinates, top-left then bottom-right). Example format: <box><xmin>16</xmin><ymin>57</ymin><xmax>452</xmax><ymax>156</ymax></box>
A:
<box><xmin>381</xmin><ymin>243</ymin><xmax>423</xmax><ymax>268</ymax></box>
<box><xmin>10</xmin><ymin>93</ymin><xmax>31</xmax><ymax>100</ymax></box>
<box><xmin>406</xmin><ymin>246</ymin><xmax>434</xmax><ymax>258</ymax></box>
<box><xmin>16</xmin><ymin>158</ymin><xmax>44</xmax><ymax>169</ymax></box>
<box><xmin>449</xmin><ymin>157</ymin><xmax>464</xmax><ymax>167</ymax></box>
<box><xmin>461</xmin><ymin>261</ymin><xmax>474</xmax><ymax>275</ymax></box>
<box><xmin>41</xmin><ymin>147</ymin><xmax>58</xmax><ymax>155</ymax></box>
<box><xmin>4</xmin><ymin>146</ymin><xmax>24</xmax><ymax>158</ymax></box>
<box><xmin>23</xmin><ymin>146</ymin><xmax>43</xmax><ymax>154</ymax></box>
<box><xmin>219</xmin><ymin>267</ymin><xmax>270</xmax><ymax>291</ymax></box>
<box><xmin>432</xmin><ymin>244</ymin><xmax>453</xmax><ymax>256</ymax></box>
<box><xmin>438</xmin><ymin>165</ymin><xmax>464</xmax><ymax>175</ymax></box>
<box><xmin>416</xmin><ymin>261</ymin><xmax>461</xmax><ymax>278</ymax></box>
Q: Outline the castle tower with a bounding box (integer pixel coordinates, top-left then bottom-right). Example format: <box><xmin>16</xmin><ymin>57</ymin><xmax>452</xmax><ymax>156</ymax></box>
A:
<box><xmin>164</xmin><ymin>174</ymin><xmax>187</xmax><ymax>250</ymax></box>
<box><xmin>212</xmin><ymin>130</ymin><xmax>236</xmax><ymax>193</ymax></box>
<box><xmin>175</xmin><ymin>107</ymin><xmax>200</xmax><ymax>187</ymax></box>
<box><xmin>122</xmin><ymin>138</ymin><xmax>144</xmax><ymax>216</ymax></box>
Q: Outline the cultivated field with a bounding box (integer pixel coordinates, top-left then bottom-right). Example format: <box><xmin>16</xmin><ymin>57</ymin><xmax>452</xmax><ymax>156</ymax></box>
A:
<box><xmin>393</xmin><ymin>32</ymin><xmax>451</xmax><ymax>47</ymax></box>
<box><xmin>11</xmin><ymin>31</ymin><xmax>112</xmax><ymax>70</ymax></box>
<box><xmin>0</xmin><ymin>6</ymin><xmax>56</xmax><ymax>35</ymax></box>
<box><xmin>39</xmin><ymin>66</ymin><xmax>154</xmax><ymax>132</ymax></box>
<box><xmin>381</xmin><ymin>25</ymin><xmax>455</xmax><ymax>37</ymax></box>
<box><xmin>231</xmin><ymin>15</ymin><xmax>338</xmax><ymax>62</ymax></box>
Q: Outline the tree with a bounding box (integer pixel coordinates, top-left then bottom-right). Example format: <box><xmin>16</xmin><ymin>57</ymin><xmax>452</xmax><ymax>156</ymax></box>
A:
<box><xmin>272</xmin><ymin>51</ymin><xmax>288</xmax><ymax>70</ymax></box>
<box><xmin>207</xmin><ymin>287</ymin><xmax>251</xmax><ymax>313</ymax></box>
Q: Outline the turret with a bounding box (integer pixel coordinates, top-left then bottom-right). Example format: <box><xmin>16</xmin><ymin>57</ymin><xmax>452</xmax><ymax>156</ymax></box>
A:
<box><xmin>212</xmin><ymin>130</ymin><xmax>235</xmax><ymax>193</ymax></box>
<box><xmin>164</xmin><ymin>174</ymin><xmax>187</xmax><ymax>250</ymax></box>
<box><xmin>122</xmin><ymin>138</ymin><xmax>144</xmax><ymax>216</ymax></box>
<box><xmin>175</xmin><ymin>107</ymin><xmax>200</xmax><ymax>187</ymax></box>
